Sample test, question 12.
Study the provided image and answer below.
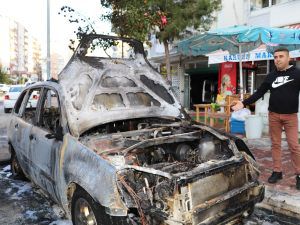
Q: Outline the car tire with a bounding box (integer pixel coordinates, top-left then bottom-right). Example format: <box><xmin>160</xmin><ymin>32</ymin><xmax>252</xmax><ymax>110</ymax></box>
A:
<box><xmin>11</xmin><ymin>152</ymin><xmax>26</xmax><ymax>180</ymax></box>
<box><xmin>4</xmin><ymin>108</ymin><xmax>10</xmax><ymax>113</ymax></box>
<box><xmin>71</xmin><ymin>187</ymin><xmax>131</xmax><ymax>225</ymax></box>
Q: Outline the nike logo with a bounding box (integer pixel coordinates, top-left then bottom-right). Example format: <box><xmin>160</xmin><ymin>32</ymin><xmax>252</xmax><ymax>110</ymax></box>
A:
<box><xmin>272</xmin><ymin>76</ymin><xmax>294</xmax><ymax>88</ymax></box>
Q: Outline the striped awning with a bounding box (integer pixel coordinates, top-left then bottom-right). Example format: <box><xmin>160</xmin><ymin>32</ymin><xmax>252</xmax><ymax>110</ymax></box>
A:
<box><xmin>285</xmin><ymin>23</ymin><xmax>300</xmax><ymax>29</ymax></box>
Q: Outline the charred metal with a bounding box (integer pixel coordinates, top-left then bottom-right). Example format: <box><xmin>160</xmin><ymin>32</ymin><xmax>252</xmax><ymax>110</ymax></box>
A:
<box><xmin>8</xmin><ymin>34</ymin><xmax>264</xmax><ymax>225</ymax></box>
<box><xmin>79</xmin><ymin>117</ymin><xmax>263</xmax><ymax>224</ymax></box>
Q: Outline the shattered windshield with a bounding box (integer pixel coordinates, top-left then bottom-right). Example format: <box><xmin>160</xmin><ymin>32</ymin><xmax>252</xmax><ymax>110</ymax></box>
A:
<box><xmin>77</xmin><ymin>38</ymin><xmax>136</xmax><ymax>59</ymax></box>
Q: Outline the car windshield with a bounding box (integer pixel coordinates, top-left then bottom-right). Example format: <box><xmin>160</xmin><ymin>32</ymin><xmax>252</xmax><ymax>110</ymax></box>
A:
<box><xmin>9</xmin><ymin>86</ymin><xmax>22</xmax><ymax>92</ymax></box>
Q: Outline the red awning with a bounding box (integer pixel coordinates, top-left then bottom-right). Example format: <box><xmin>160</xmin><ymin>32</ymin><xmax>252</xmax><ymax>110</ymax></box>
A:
<box><xmin>285</xmin><ymin>24</ymin><xmax>300</xmax><ymax>29</ymax></box>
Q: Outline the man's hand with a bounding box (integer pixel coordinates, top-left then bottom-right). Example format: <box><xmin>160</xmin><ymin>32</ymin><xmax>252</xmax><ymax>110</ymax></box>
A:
<box><xmin>231</xmin><ymin>100</ymin><xmax>244</xmax><ymax>111</ymax></box>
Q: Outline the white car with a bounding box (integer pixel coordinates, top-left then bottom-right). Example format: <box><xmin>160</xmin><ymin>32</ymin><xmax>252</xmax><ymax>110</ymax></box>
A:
<box><xmin>3</xmin><ymin>85</ymin><xmax>24</xmax><ymax>113</ymax></box>
<box><xmin>0</xmin><ymin>83</ymin><xmax>9</xmax><ymax>93</ymax></box>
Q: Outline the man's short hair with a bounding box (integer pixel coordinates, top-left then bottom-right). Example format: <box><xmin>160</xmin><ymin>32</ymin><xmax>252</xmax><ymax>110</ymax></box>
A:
<box><xmin>274</xmin><ymin>48</ymin><xmax>289</xmax><ymax>54</ymax></box>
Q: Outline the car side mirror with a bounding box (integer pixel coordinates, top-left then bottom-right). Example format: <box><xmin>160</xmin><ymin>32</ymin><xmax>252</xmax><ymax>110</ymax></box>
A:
<box><xmin>45</xmin><ymin>126</ymin><xmax>63</xmax><ymax>141</ymax></box>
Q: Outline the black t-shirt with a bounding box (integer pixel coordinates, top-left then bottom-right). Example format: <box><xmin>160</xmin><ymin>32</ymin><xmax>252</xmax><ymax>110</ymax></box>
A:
<box><xmin>243</xmin><ymin>66</ymin><xmax>300</xmax><ymax>114</ymax></box>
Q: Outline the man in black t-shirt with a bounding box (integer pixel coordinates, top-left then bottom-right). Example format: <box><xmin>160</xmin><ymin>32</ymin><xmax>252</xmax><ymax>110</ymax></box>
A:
<box><xmin>232</xmin><ymin>48</ymin><xmax>300</xmax><ymax>190</ymax></box>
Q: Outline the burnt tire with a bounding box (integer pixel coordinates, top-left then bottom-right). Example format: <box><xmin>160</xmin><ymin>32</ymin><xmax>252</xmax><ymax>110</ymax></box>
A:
<box><xmin>11</xmin><ymin>152</ymin><xmax>26</xmax><ymax>180</ymax></box>
<box><xmin>71</xmin><ymin>187</ymin><xmax>131</xmax><ymax>225</ymax></box>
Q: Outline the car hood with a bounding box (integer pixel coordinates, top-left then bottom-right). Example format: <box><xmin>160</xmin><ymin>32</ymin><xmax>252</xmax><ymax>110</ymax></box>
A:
<box><xmin>58</xmin><ymin>54</ymin><xmax>185</xmax><ymax>137</ymax></box>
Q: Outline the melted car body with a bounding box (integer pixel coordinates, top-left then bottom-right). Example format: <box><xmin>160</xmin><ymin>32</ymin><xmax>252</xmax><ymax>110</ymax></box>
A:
<box><xmin>8</xmin><ymin>34</ymin><xmax>264</xmax><ymax>225</ymax></box>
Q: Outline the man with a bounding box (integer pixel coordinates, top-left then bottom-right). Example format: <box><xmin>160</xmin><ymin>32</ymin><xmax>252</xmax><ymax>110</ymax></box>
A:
<box><xmin>232</xmin><ymin>48</ymin><xmax>300</xmax><ymax>190</ymax></box>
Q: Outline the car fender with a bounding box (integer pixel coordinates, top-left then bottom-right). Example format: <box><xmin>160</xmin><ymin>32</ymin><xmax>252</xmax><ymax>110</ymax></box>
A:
<box><xmin>58</xmin><ymin>134</ymin><xmax>128</xmax><ymax>216</ymax></box>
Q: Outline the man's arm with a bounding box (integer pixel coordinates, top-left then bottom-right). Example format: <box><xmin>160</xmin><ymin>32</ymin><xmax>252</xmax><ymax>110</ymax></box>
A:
<box><xmin>232</xmin><ymin>82</ymin><xmax>270</xmax><ymax>111</ymax></box>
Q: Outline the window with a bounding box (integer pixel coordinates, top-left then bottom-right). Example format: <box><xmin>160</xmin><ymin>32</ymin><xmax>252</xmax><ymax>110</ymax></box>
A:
<box><xmin>22</xmin><ymin>88</ymin><xmax>42</xmax><ymax>124</ymax></box>
<box><xmin>39</xmin><ymin>89</ymin><xmax>61</xmax><ymax>133</ymax></box>
<box><xmin>78</xmin><ymin>38</ymin><xmax>136</xmax><ymax>59</ymax></box>
<box><xmin>9</xmin><ymin>86</ymin><xmax>23</xmax><ymax>92</ymax></box>
<box><xmin>13</xmin><ymin>91</ymin><xmax>27</xmax><ymax>115</ymax></box>
<box><xmin>251</xmin><ymin>0</ymin><xmax>292</xmax><ymax>11</ymax></box>
<box><xmin>272</xmin><ymin>0</ymin><xmax>292</xmax><ymax>5</ymax></box>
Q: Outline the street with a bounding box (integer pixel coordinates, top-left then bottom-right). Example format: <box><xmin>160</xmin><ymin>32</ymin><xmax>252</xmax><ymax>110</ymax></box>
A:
<box><xmin>0</xmin><ymin>100</ymin><xmax>298</xmax><ymax>225</ymax></box>
<box><xmin>0</xmin><ymin>100</ymin><xmax>71</xmax><ymax>225</ymax></box>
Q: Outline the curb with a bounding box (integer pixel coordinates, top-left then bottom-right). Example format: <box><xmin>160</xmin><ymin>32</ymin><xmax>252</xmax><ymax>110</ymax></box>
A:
<box><xmin>256</xmin><ymin>186</ymin><xmax>300</xmax><ymax>219</ymax></box>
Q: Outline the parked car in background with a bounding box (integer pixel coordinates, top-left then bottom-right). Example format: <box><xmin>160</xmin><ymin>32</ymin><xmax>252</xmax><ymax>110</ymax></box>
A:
<box><xmin>3</xmin><ymin>85</ymin><xmax>38</xmax><ymax>113</ymax></box>
<box><xmin>4</xmin><ymin>85</ymin><xmax>24</xmax><ymax>113</ymax></box>
<box><xmin>8</xmin><ymin>34</ymin><xmax>264</xmax><ymax>225</ymax></box>
<box><xmin>0</xmin><ymin>83</ymin><xmax>10</xmax><ymax>93</ymax></box>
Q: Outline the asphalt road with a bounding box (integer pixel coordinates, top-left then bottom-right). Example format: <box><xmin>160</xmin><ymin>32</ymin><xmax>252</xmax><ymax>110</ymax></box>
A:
<box><xmin>0</xmin><ymin>100</ymin><xmax>11</xmax><ymax>162</ymax></box>
<box><xmin>0</xmin><ymin>99</ymin><xmax>70</xmax><ymax>224</ymax></box>
<box><xmin>0</xmin><ymin>100</ymin><xmax>297</xmax><ymax>225</ymax></box>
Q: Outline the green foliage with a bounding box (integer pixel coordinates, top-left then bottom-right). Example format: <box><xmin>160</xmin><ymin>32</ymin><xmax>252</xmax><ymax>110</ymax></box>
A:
<box><xmin>153</xmin><ymin>0</ymin><xmax>221</xmax><ymax>42</ymax></box>
<box><xmin>100</xmin><ymin>0</ymin><xmax>160</xmax><ymax>43</ymax></box>
<box><xmin>100</xmin><ymin>0</ymin><xmax>221</xmax><ymax>83</ymax></box>
<box><xmin>60</xmin><ymin>0</ymin><xmax>221</xmax><ymax>83</ymax></box>
<box><xmin>101</xmin><ymin>0</ymin><xmax>221</xmax><ymax>43</ymax></box>
<box><xmin>0</xmin><ymin>66</ymin><xmax>10</xmax><ymax>84</ymax></box>
<box><xmin>60</xmin><ymin>0</ymin><xmax>221</xmax><ymax>45</ymax></box>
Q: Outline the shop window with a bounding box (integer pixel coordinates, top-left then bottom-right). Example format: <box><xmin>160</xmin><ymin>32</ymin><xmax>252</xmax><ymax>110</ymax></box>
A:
<box><xmin>251</xmin><ymin>0</ymin><xmax>270</xmax><ymax>11</ymax></box>
<box><xmin>272</xmin><ymin>0</ymin><xmax>292</xmax><ymax>5</ymax></box>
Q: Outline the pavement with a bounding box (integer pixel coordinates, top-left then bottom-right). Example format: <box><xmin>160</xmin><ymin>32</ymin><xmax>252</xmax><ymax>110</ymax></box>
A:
<box><xmin>0</xmin><ymin>132</ymin><xmax>9</xmax><ymax>163</ymax></box>
<box><xmin>242</xmin><ymin>135</ymin><xmax>300</xmax><ymax>220</ymax></box>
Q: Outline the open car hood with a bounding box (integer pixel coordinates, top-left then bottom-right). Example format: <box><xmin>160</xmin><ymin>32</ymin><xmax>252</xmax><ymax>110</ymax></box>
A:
<box><xmin>58</xmin><ymin>35</ymin><xmax>185</xmax><ymax>136</ymax></box>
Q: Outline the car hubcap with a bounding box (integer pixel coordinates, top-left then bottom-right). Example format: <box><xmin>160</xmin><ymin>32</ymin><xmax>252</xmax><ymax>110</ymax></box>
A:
<box><xmin>74</xmin><ymin>198</ymin><xmax>97</xmax><ymax>225</ymax></box>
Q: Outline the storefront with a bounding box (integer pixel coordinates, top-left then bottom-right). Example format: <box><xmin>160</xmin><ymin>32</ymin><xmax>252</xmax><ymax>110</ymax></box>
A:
<box><xmin>184</xmin><ymin>62</ymin><xmax>218</xmax><ymax>109</ymax></box>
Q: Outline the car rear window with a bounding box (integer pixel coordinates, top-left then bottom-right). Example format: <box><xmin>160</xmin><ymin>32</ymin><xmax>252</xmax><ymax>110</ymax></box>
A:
<box><xmin>9</xmin><ymin>86</ymin><xmax>22</xmax><ymax>92</ymax></box>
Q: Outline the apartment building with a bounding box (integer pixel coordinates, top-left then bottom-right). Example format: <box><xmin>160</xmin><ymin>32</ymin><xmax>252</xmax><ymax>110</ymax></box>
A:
<box><xmin>0</xmin><ymin>15</ymin><xmax>10</xmax><ymax>72</ymax></box>
<box><xmin>0</xmin><ymin>15</ymin><xmax>42</xmax><ymax>81</ymax></box>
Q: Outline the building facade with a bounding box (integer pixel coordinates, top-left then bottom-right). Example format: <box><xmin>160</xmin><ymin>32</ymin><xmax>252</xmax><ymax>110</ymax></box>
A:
<box><xmin>149</xmin><ymin>0</ymin><xmax>300</xmax><ymax>109</ymax></box>
<box><xmin>0</xmin><ymin>15</ymin><xmax>42</xmax><ymax>82</ymax></box>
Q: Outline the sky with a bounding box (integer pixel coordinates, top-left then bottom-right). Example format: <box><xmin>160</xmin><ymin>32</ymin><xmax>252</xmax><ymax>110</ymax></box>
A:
<box><xmin>0</xmin><ymin>0</ymin><xmax>111</xmax><ymax>61</ymax></box>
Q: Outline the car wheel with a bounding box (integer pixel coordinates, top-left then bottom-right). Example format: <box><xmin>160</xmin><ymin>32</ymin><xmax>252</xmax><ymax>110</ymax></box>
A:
<box><xmin>71</xmin><ymin>187</ymin><xmax>131</xmax><ymax>225</ymax></box>
<box><xmin>4</xmin><ymin>108</ymin><xmax>10</xmax><ymax>113</ymax></box>
<box><xmin>11</xmin><ymin>152</ymin><xmax>26</xmax><ymax>180</ymax></box>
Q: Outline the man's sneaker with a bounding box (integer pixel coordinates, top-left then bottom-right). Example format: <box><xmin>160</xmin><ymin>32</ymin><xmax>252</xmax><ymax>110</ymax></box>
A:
<box><xmin>268</xmin><ymin>171</ymin><xmax>283</xmax><ymax>183</ymax></box>
<box><xmin>296</xmin><ymin>175</ymin><xmax>300</xmax><ymax>190</ymax></box>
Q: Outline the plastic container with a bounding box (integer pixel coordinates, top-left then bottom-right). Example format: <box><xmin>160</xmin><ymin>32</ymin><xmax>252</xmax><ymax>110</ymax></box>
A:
<box><xmin>230</xmin><ymin>118</ymin><xmax>245</xmax><ymax>134</ymax></box>
<box><xmin>245</xmin><ymin>115</ymin><xmax>263</xmax><ymax>139</ymax></box>
<box><xmin>259</xmin><ymin>112</ymin><xmax>269</xmax><ymax>134</ymax></box>
<box><xmin>255</xmin><ymin>92</ymin><xmax>269</xmax><ymax>134</ymax></box>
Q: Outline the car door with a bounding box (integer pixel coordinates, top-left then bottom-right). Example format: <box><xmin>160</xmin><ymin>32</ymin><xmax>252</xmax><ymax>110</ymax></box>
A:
<box><xmin>29</xmin><ymin>87</ymin><xmax>63</xmax><ymax>202</ymax></box>
<box><xmin>9</xmin><ymin>88</ymin><xmax>42</xmax><ymax>176</ymax></box>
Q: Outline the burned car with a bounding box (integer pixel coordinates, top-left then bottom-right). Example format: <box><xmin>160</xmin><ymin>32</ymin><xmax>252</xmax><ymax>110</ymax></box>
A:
<box><xmin>8</xmin><ymin>34</ymin><xmax>264</xmax><ymax>225</ymax></box>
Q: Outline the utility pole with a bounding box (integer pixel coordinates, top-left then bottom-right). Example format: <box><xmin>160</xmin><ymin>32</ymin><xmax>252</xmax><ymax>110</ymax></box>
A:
<box><xmin>47</xmin><ymin>0</ymin><xmax>51</xmax><ymax>80</ymax></box>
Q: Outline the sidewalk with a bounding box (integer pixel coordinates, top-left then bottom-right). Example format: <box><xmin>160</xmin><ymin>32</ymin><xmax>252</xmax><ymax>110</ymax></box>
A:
<box><xmin>244</xmin><ymin>136</ymin><xmax>300</xmax><ymax>220</ymax></box>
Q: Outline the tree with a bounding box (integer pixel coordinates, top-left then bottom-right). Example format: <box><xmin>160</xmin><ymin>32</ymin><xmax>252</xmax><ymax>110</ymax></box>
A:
<box><xmin>60</xmin><ymin>1</ymin><xmax>221</xmax><ymax>84</ymax></box>
<box><xmin>0</xmin><ymin>66</ymin><xmax>10</xmax><ymax>84</ymax></box>
<box><xmin>101</xmin><ymin>0</ymin><xmax>221</xmax><ymax>84</ymax></box>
